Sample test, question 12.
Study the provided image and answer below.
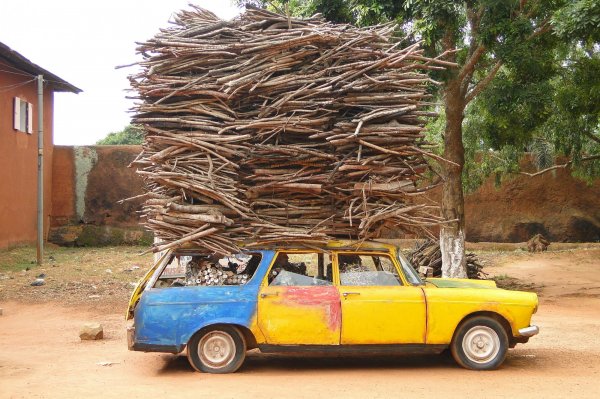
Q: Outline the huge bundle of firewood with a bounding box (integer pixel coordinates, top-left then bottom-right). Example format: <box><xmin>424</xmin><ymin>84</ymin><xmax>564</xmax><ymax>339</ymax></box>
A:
<box><xmin>129</xmin><ymin>6</ymin><xmax>454</xmax><ymax>255</ymax></box>
<box><xmin>409</xmin><ymin>240</ymin><xmax>487</xmax><ymax>279</ymax></box>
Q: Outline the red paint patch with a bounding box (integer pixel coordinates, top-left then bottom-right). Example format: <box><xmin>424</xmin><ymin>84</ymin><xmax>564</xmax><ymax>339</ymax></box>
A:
<box><xmin>281</xmin><ymin>286</ymin><xmax>341</xmax><ymax>331</ymax></box>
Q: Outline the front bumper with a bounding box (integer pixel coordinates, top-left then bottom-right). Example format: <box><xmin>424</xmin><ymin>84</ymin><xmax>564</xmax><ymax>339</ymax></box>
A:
<box><xmin>511</xmin><ymin>325</ymin><xmax>539</xmax><ymax>346</ymax></box>
<box><xmin>518</xmin><ymin>325</ymin><xmax>540</xmax><ymax>337</ymax></box>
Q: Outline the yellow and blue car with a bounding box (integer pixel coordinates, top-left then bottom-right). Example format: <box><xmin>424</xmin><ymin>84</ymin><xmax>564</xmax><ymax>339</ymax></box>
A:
<box><xmin>127</xmin><ymin>241</ymin><xmax>539</xmax><ymax>372</ymax></box>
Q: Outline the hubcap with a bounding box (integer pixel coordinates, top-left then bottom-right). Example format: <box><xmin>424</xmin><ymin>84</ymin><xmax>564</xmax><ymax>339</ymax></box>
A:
<box><xmin>462</xmin><ymin>325</ymin><xmax>500</xmax><ymax>364</ymax></box>
<box><xmin>198</xmin><ymin>331</ymin><xmax>236</xmax><ymax>369</ymax></box>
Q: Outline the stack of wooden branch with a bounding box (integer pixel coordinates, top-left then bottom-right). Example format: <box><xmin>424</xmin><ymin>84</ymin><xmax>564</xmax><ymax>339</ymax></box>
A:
<box><xmin>409</xmin><ymin>240</ymin><xmax>487</xmax><ymax>279</ymax></box>
<box><xmin>527</xmin><ymin>234</ymin><xmax>550</xmax><ymax>252</ymax></box>
<box><xmin>129</xmin><ymin>5</ymin><xmax>454</xmax><ymax>255</ymax></box>
<box><xmin>189</xmin><ymin>262</ymin><xmax>250</xmax><ymax>286</ymax></box>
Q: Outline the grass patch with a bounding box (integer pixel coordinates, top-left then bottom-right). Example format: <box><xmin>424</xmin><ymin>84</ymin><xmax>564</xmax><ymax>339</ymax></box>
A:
<box><xmin>492</xmin><ymin>274</ymin><xmax>542</xmax><ymax>293</ymax></box>
<box><xmin>0</xmin><ymin>246</ymin><xmax>43</xmax><ymax>272</ymax></box>
<box><xmin>0</xmin><ymin>245</ymin><xmax>154</xmax><ymax>305</ymax></box>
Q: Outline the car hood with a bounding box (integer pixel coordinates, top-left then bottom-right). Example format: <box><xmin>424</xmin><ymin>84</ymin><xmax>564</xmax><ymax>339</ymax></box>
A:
<box><xmin>425</xmin><ymin>278</ymin><xmax>498</xmax><ymax>289</ymax></box>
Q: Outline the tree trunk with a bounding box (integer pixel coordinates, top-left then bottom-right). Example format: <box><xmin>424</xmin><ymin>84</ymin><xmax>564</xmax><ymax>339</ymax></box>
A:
<box><xmin>440</xmin><ymin>79</ymin><xmax>467</xmax><ymax>278</ymax></box>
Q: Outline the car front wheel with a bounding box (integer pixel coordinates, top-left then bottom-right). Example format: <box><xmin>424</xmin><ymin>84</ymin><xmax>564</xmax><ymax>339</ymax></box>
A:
<box><xmin>187</xmin><ymin>325</ymin><xmax>246</xmax><ymax>373</ymax></box>
<box><xmin>451</xmin><ymin>316</ymin><xmax>508</xmax><ymax>370</ymax></box>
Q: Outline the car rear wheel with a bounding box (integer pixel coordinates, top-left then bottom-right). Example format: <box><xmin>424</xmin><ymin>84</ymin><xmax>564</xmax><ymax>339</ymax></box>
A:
<box><xmin>451</xmin><ymin>316</ymin><xmax>508</xmax><ymax>370</ymax></box>
<box><xmin>187</xmin><ymin>325</ymin><xmax>246</xmax><ymax>373</ymax></box>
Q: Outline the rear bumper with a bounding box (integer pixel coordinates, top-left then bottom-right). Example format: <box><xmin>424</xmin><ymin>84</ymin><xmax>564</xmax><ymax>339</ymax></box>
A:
<box><xmin>127</xmin><ymin>326</ymin><xmax>182</xmax><ymax>353</ymax></box>
<box><xmin>127</xmin><ymin>326</ymin><xmax>135</xmax><ymax>350</ymax></box>
<box><xmin>519</xmin><ymin>325</ymin><xmax>539</xmax><ymax>337</ymax></box>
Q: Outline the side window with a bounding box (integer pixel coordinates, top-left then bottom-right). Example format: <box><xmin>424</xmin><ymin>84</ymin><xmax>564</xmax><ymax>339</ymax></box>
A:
<box><xmin>154</xmin><ymin>253</ymin><xmax>261</xmax><ymax>288</ymax></box>
<box><xmin>268</xmin><ymin>252</ymin><xmax>332</xmax><ymax>286</ymax></box>
<box><xmin>338</xmin><ymin>253</ymin><xmax>402</xmax><ymax>286</ymax></box>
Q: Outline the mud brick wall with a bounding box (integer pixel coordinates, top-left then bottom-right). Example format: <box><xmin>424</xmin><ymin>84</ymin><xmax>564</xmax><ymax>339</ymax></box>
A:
<box><xmin>48</xmin><ymin>146</ymin><xmax>600</xmax><ymax>245</ymax></box>
<box><xmin>465</xmin><ymin>165</ymin><xmax>600</xmax><ymax>242</ymax></box>
<box><xmin>49</xmin><ymin>145</ymin><xmax>151</xmax><ymax>246</ymax></box>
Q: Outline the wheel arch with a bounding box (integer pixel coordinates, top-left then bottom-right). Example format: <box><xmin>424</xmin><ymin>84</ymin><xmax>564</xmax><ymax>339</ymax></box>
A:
<box><xmin>188</xmin><ymin>322</ymin><xmax>258</xmax><ymax>350</ymax></box>
<box><xmin>452</xmin><ymin>311</ymin><xmax>512</xmax><ymax>345</ymax></box>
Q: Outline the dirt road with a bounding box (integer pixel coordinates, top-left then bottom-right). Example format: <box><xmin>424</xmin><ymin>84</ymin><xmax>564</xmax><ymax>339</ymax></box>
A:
<box><xmin>1</xmin><ymin>248</ymin><xmax>599</xmax><ymax>398</ymax></box>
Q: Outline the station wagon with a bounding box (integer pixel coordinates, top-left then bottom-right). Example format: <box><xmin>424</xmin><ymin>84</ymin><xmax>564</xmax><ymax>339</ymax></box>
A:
<box><xmin>126</xmin><ymin>241</ymin><xmax>539</xmax><ymax>372</ymax></box>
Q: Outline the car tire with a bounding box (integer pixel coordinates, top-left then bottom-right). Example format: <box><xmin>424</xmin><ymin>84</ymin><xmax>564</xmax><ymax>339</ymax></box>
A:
<box><xmin>450</xmin><ymin>316</ymin><xmax>508</xmax><ymax>370</ymax></box>
<box><xmin>187</xmin><ymin>325</ymin><xmax>246</xmax><ymax>374</ymax></box>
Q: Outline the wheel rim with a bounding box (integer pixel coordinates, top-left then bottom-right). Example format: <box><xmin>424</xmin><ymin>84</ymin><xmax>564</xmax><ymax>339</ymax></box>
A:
<box><xmin>462</xmin><ymin>325</ymin><xmax>501</xmax><ymax>364</ymax></box>
<box><xmin>197</xmin><ymin>331</ymin><xmax>236</xmax><ymax>369</ymax></box>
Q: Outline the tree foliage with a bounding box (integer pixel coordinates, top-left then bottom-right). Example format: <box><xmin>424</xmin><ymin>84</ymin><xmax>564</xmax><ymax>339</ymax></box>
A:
<box><xmin>552</xmin><ymin>0</ymin><xmax>600</xmax><ymax>43</ymax></box>
<box><xmin>231</xmin><ymin>0</ymin><xmax>600</xmax><ymax>275</ymax></box>
<box><xmin>96</xmin><ymin>125</ymin><xmax>144</xmax><ymax>145</ymax></box>
<box><xmin>460</xmin><ymin>4</ymin><xmax>600</xmax><ymax>189</ymax></box>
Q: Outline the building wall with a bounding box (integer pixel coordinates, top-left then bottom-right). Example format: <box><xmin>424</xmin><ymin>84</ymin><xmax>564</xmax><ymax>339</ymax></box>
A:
<box><xmin>50</xmin><ymin>146</ymin><xmax>75</xmax><ymax>225</ymax></box>
<box><xmin>0</xmin><ymin>62</ymin><xmax>54</xmax><ymax>248</ymax></box>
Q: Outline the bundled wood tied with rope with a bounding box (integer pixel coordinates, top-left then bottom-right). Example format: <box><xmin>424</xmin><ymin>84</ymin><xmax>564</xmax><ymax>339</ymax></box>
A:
<box><xmin>128</xmin><ymin>5</ymin><xmax>455</xmax><ymax>255</ymax></box>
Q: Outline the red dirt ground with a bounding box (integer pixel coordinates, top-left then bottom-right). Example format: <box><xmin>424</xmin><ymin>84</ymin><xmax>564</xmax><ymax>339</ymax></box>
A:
<box><xmin>1</xmin><ymin>248</ymin><xmax>599</xmax><ymax>398</ymax></box>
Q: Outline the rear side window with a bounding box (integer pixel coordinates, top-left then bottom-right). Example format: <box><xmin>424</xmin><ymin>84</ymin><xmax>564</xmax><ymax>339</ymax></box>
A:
<box><xmin>338</xmin><ymin>253</ymin><xmax>402</xmax><ymax>286</ymax></box>
<box><xmin>268</xmin><ymin>252</ymin><xmax>333</xmax><ymax>286</ymax></box>
<box><xmin>154</xmin><ymin>253</ymin><xmax>261</xmax><ymax>288</ymax></box>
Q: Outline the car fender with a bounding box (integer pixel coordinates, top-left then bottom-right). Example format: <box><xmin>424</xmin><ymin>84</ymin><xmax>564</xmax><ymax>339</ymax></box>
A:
<box><xmin>178</xmin><ymin>316</ymin><xmax>261</xmax><ymax>346</ymax></box>
<box><xmin>424</xmin><ymin>288</ymin><xmax>537</xmax><ymax>344</ymax></box>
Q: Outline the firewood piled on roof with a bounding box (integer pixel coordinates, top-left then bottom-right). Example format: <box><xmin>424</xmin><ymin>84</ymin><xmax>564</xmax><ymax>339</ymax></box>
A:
<box><xmin>128</xmin><ymin>5</ymin><xmax>455</xmax><ymax>256</ymax></box>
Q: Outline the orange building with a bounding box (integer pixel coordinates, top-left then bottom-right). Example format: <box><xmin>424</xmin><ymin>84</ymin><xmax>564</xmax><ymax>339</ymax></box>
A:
<box><xmin>0</xmin><ymin>42</ymin><xmax>80</xmax><ymax>248</ymax></box>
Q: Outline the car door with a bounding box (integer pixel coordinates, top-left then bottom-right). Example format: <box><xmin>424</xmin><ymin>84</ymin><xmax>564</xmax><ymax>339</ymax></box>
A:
<box><xmin>337</xmin><ymin>252</ymin><xmax>426</xmax><ymax>345</ymax></box>
<box><xmin>257</xmin><ymin>251</ymin><xmax>341</xmax><ymax>345</ymax></box>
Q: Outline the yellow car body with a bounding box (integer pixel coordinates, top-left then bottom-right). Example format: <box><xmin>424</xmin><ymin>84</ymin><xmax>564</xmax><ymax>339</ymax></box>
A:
<box><xmin>251</xmin><ymin>242</ymin><xmax>537</xmax><ymax>347</ymax></box>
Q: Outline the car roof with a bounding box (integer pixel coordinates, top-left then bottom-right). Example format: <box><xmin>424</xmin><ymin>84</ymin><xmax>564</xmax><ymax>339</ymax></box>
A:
<box><xmin>171</xmin><ymin>240</ymin><xmax>397</xmax><ymax>254</ymax></box>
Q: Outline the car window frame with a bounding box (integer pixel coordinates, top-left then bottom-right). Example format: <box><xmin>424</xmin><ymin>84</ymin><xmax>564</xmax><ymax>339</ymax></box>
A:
<box><xmin>261</xmin><ymin>249</ymin><xmax>335</xmax><ymax>287</ymax></box>
<box><xmin>333</xmin><ymin>250</ymin><xmax>409</xmax><ymax>287</ymax></box>
<box><xmin>149</xmin><ymin>250</ymin><xmax>263</xmax><ymax>289</ymax></box>
<box><xmin>396</xmin><ymin>249</ymin><xmax>424</xmax><ymax>286</ymax></box>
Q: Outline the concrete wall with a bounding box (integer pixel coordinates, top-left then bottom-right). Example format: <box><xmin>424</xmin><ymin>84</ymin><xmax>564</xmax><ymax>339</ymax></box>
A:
<box><xmin>0</xmin><ymin>61</ymin><xmax>54</xmax><ymax>248</ymax></box>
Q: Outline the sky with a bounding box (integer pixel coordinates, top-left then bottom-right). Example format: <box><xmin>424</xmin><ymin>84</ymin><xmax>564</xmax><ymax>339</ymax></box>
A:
<box><xmin>0</xmin><ymin>0</ymin><xmax>241</xmax><ymax>145</ymax></box>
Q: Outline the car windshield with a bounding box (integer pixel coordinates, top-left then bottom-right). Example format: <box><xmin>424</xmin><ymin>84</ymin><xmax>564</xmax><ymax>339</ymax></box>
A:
<box><xmin>397</xmin><ymin>249</ymin><xmax>423</xmax><ymax>286</ymax></box>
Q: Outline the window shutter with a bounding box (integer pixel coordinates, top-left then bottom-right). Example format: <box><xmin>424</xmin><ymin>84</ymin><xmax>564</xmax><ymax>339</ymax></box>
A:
<box><xmin>13</xmin><ymin>97</ymin><xmax>21</xmax><ymax>131</ymax></box>
<box><xmin>27</xmin><ymin>102</ymin><xmax>33</xmax><ymax>134</ymax></box>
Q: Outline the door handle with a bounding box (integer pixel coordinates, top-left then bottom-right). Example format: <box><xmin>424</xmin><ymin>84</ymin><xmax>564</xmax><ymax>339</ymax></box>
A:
<box><xmin>342</xmin><ymin>292</ymin><xmax>360</xmax><ymax>297</ymax></box>
<box><xmin>260</xmin><ymin>292</ymin><xmax>279</xmax><ymax>298</ymax></box>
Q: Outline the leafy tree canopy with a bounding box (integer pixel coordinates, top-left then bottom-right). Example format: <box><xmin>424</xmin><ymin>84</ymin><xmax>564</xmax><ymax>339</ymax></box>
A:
<box><xmin>96</xmin><ymin>125</ymin><xmax>144</xmax><ymax>145</ymax></box>
<box><xmin>232</xmin><ymin>0</ymin><xmax>600</xmax><ymax>276</ymax></box>
<box><xmin>460</xmin><ymin>46</ymin><xmax>600</xmax><ymax>189</ymax></box>
<box><xmin>552</xmin><ymin>0</ymin><xmax>600</xmax><ymax>43</ymax></box>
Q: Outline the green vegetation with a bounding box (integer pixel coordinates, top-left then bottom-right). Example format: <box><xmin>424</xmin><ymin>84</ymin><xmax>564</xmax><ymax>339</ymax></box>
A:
<box><xmin>96</xmin><ymin>125</ymin><xmax>144</xmax><ymax>145</ymax></box>
<box><xmin>0</xmin><ymin>246</ymin><xmax>42</xmax><ymax>272</ymax></box>
<box><xmin>235</xmin><ymin>0</ymin><xmax>600</xmax><ymax>276</ymax></box>
<box><xmin>461</xmin><ymin>36</ymin><xmax>600</xmax><ymax>190</ymax></box>
<box><xmin>0</xmin><ymin>245</ymin><xmax>151</xmax><ymax>274</ymax></box>
<box><xmin>0</xmin><ymin>246</ymin><xmax>154</xmax><ymax>304</ymax></box>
